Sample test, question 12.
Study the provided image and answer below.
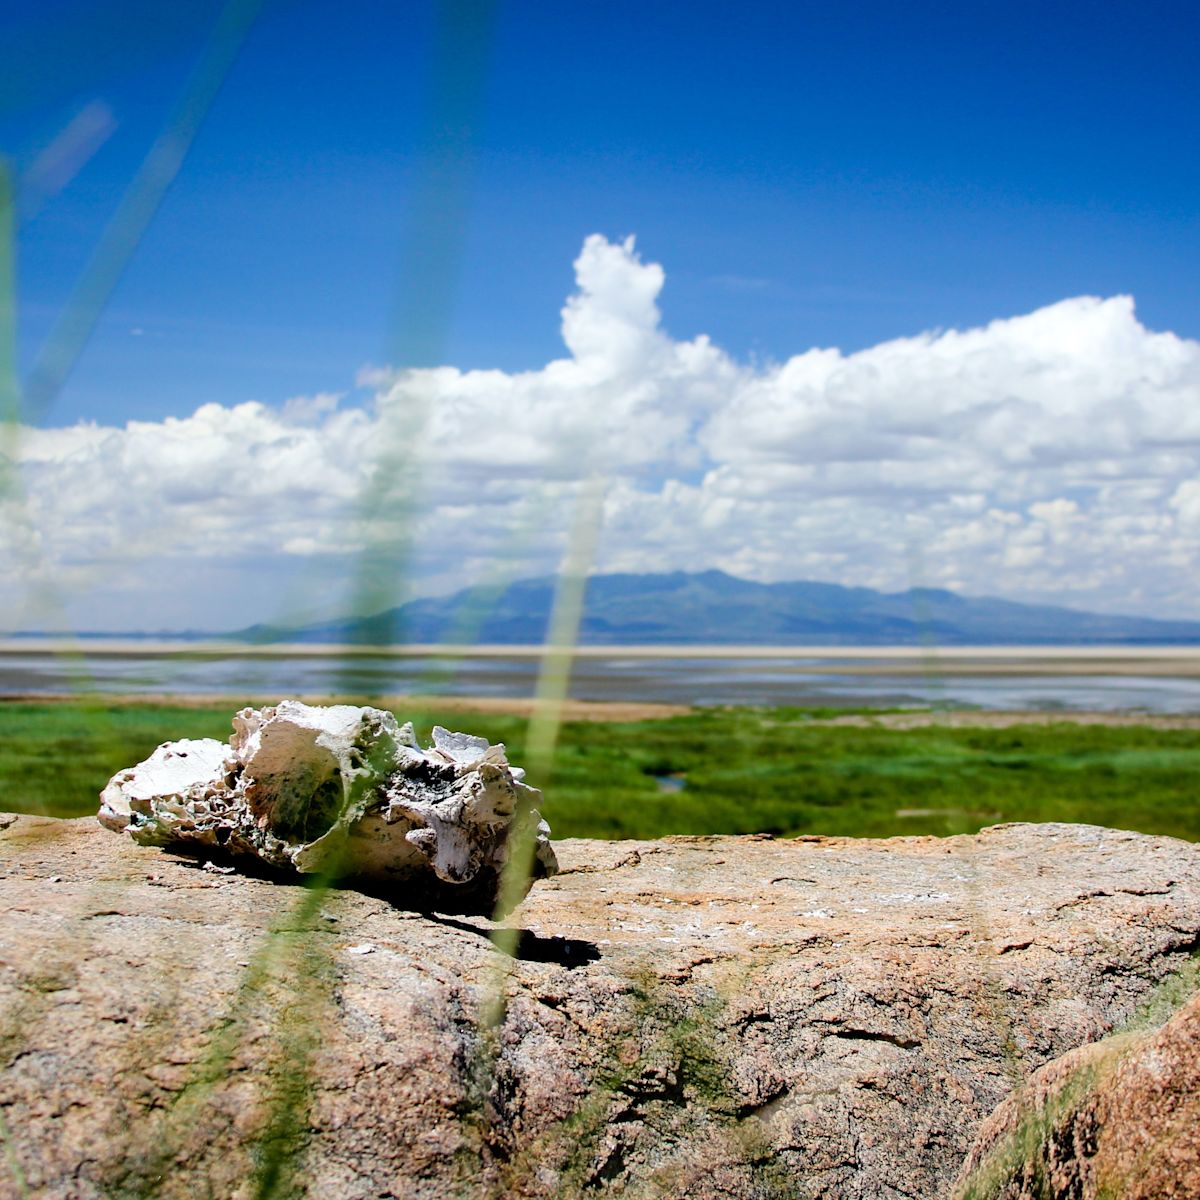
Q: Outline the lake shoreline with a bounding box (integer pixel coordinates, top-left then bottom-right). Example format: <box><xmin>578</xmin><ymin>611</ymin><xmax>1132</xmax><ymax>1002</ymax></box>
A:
<box><xmin>6</xmin><ymin>646</ymin><xmax>1200</xmax><ymax>712</ymax></box>
<box><xmin>2</xmin><ymin>640</ymin><xmax>1200</xmax><ymax>676</ymax></box>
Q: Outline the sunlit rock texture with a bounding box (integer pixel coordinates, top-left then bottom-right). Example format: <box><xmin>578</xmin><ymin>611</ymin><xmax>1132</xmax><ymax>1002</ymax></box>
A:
<box><xmin>5</xmin><ymin>817</ymin><xmax>1200</xmax><ymax>1199</ymax></box>
<box><xmin>98</xmin><ymin>700</ymin><xmax>556</xmax><ymax>910</ymax></box>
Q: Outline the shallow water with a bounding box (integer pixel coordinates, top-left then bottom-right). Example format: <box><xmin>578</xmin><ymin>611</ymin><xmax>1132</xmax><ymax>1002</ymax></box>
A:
<box><xmin>3</xmin><ymin>650</ymin><xmax>1200</xmax><ymax>713</ymax></box>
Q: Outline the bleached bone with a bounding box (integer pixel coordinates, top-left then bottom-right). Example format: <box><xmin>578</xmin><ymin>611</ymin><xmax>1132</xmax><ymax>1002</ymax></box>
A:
<box><xmin>99</xmin><ymin>701</ymin><xmax>556</xmax><ymax>910</ymax></box>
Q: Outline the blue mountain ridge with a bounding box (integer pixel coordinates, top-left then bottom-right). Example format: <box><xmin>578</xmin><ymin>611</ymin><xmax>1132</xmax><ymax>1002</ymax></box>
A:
<box><xmin>235</xmin><ymin>570</ymin><xmax>1200</xmax><ymax>646</ymax></box>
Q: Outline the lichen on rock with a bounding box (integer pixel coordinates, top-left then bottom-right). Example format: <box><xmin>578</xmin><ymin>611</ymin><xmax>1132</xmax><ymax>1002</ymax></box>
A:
<box><xmin>98</xmin><ymin>700</ymin><xmax>556</xmax><ymax>908</ymax></box>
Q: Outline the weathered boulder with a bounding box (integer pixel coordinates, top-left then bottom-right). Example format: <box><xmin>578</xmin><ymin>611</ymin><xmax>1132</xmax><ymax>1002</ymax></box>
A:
<box><xmin>953</xmin><ymin>980</ymin><xmax>1200</xmax><ymax>1199</ymax></box>
<box><xmin>1</xmin><ymin>815</ymin><xmax>1198</xmax><ymax>1199</ymax></box>
<box><xmin>98</xmin><ymin>701</ymin><xmax>556</xmax><ymax>913</ymax></box>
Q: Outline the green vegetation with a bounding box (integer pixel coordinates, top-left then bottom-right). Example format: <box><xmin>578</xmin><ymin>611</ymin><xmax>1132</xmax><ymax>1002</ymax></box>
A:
<box><xmin>3</xmin><ymin>700</ymin><xmax>1199</xmax><ymax>842</ymax></box>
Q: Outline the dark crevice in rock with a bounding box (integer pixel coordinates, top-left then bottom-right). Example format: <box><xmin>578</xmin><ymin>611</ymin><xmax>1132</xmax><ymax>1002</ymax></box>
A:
<box><xmin>1169</xmin><ymin>930</ymin><xmax>1200</xmax><ymax>957</ymax></box>
<box><xmin>828</xmin><ymin>1028</ymin><xmax>922</xmax><ymax>1050</ymax></box>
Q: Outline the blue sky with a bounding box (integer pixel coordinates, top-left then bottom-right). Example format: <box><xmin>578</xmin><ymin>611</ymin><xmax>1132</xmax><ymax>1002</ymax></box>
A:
<box><xmin>7</xmin><ymin>0</ymin><xmax>1199</xmax><ymax>424</ymax></box>
<box><xmin>4</xmin><ymin>0</ymin><xmax>1200</xmax><ymax>631</ymax></box>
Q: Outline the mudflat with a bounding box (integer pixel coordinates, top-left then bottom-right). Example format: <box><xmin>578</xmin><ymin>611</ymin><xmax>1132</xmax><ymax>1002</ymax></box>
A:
<box><xmin>3</xmin><ymin>639</ymin><xmax>1200</xmax><ymax>677</ymax></box>
<box><xmin>0</xmin><ymin>691</ymin><xmax>692</xmax><ymax>722</ymax></box>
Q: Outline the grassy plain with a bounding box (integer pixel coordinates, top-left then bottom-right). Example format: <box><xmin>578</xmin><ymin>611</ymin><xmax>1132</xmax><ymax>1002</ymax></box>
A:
<box><xmin>3</xmin><ymin>699</ymin><xmax>1199</xmax><ymax>843</ymax></box>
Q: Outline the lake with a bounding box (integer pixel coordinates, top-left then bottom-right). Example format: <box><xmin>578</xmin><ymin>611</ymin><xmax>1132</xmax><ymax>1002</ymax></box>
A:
<box><xmin>2</xmin><ymin>644</ymin><xmax>1200</xmax><ymax>713</ymax></box>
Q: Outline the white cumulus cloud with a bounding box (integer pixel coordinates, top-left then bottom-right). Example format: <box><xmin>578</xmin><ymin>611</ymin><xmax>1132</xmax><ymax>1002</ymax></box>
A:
<box><xmin>2</xmin><ymin>234</ymin><xmax>1199</xmax><ymax>631</ymax></box>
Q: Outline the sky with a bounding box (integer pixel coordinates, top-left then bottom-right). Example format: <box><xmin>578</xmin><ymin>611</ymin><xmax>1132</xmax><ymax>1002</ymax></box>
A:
<box><xmin>2</xmin><ymin>0</ymin><xmax>1199</xmax><ymax>632</ymax></box>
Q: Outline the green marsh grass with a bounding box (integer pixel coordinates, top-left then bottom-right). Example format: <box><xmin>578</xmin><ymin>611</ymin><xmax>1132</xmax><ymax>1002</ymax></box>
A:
<box><xmin>7</xmin><ymin>700</ymin><xmax>1200</xmax><ymax>843</ymax></box>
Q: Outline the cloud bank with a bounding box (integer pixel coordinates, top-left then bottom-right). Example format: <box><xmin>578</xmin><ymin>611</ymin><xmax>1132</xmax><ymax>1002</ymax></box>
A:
<box><xmin>4</xmin><ymin>234</ymin><xmax>1199</xmax><ymax>630</ymax></box>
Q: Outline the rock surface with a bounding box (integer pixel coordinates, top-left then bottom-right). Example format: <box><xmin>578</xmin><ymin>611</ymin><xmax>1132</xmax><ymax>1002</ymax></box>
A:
<box><xmin>1</xmin><ymin>815</ymin><xmax>1198</xmax><ymax>1200</ymax></box>
<box><xmin>98</xmin><ymin>701</ymin><xmax>556</xmax><ymax>912</ymax></box>
<box><xmin>953</xmin><ymin>984</ymin><xmax>1200</xmax><ymax>1199</ymax></box>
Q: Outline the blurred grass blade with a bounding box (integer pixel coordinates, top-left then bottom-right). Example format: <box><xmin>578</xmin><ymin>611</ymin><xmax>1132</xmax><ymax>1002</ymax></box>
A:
<box><xmin>0</xmin><ymin>1106</ymin><xmax>29</xmax><ymax>1200</ymax></box>
<box><xmin>22</xmin><ymin>0</ymin><xmax>263</xmax><ymax>422</ymax></box>
<box><xmin>907</xmin><ymin>541</ymin><xmax>946</xmax><ymax>710</ymax></box>
<box><xmin>20</xmin><ymin>101</ymin><xmax>118</xmax><ymax>221</ymax></box>
<box><xmin>335</xmin><ymin>0</ymin><xmax>497</xmax><ymax>675</ymax></box>
<box><xmin>490</xmin><ymin>475</ymin><xmax>607</xmax><ymax>961</ymax></box>
<box><xmin>388</xmin><ymin>0</ymin><xmax>497</xmax><ymax>368</ymax></box>
<box><xmin>0</xmin><ymin>159</ymin><xmax>17</xmax><ymax>449</ymax></box>
<box><xmin>526</xmin><ymin>475</ymin><xmax>608</xmax><ymax>779</ymax></box>
<box><xmin>246</xmin><ymin>2</ymin><xmax>501</xmax><ymax>1186</ymax></box>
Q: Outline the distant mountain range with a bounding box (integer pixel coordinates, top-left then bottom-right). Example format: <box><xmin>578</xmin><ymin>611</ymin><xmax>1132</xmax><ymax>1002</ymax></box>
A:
<box><xmin>233</xmin><ymin>570</ymin><xmax>1200</xmax><ymax>646</ymax></box>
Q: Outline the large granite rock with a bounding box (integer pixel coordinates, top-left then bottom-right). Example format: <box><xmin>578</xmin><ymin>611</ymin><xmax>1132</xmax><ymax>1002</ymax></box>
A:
<box><xmin>953</xmin><ymin>985</ymin><xmax>1200</xmax><ymax>1199</ymax></box>
<box><xmin>1</xmin><ymin>814</ymin><xmax>1198</xmax><ymax>1199</ymax></box>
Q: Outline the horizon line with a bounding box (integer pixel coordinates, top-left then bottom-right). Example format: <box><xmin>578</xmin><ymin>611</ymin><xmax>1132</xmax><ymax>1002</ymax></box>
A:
<box><xmin>3</xmin><ymin>640</ymin><xmax>1200</xmax><ymax>662</ymax></box>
